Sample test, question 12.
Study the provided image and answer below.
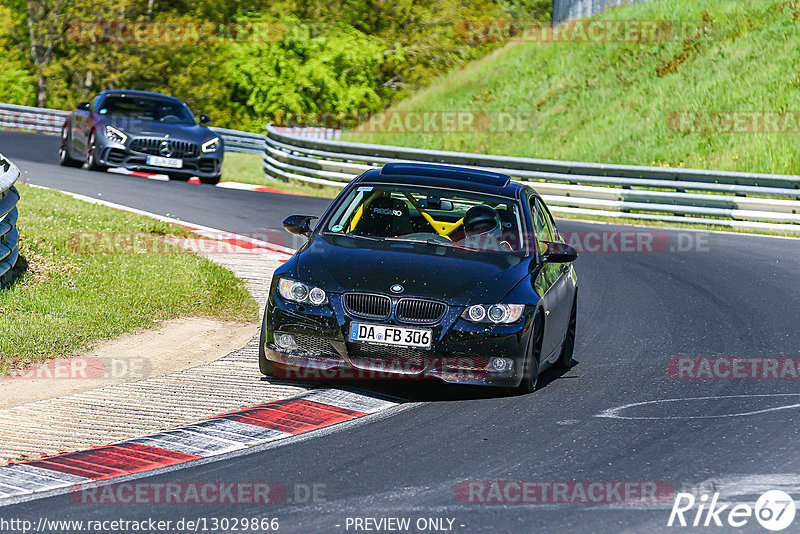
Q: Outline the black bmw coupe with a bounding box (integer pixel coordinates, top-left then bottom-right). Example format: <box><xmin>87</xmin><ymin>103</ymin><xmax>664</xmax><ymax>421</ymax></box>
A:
<box><xmin>260</xmin><ymin>163</ymin><xmax>578</xmax><ymax>392</ymax></box>
<box><xmin>59</xmin><ymin>90</ymin><xmax>223</xmax><ymax>184</ymax></box>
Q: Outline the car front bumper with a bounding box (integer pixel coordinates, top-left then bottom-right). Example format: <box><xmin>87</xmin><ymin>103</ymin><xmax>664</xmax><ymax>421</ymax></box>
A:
<box><xmin>96</xmin><ymin>141</ymin><xmax>222</xmax><ymax>179</ymax></box>
<box><xmin>261</xmin><ymin>292</ymin><xmax>534</xmax><ymax>387</ymax></box>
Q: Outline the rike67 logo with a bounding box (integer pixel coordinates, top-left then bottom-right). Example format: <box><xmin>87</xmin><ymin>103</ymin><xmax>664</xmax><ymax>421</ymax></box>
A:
<box><xmin>668</xmin><ymin>490</ymin><xmax>796</xmax><ymax>531</ymax></box>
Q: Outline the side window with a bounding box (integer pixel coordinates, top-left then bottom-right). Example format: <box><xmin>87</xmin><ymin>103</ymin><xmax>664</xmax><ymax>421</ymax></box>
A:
<box><xmin>91</xmin><ymin>96</ymin><xmax>101</xmax><ymax>111</ymax></box>
<box><xmin>541</xmin><ymin>202</ymin><xmax>558</xmax><ymax>241</ymax></box>
<box><xmin>530</xmin><ymin>198</ymin><xmax>552</xmax><ymax>254</ymax></box>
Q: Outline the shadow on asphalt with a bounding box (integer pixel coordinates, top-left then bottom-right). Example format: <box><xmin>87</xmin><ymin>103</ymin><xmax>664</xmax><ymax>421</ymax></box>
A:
<box><xmin>265</xmin><ymin>361</ymin><xmax>579</xmax><ymax>403</ymax></box>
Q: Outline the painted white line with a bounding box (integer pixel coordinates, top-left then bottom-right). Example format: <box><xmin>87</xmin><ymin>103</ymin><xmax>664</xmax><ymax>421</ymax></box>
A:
<box><xmin>0</xmin><ymin>464</ymin><xmax>90</xmax><ymax>496</ymax></box>
<box><xmin>680</xmin><ymin>474</ymin><xmax>800</xmax><ymax>500</ymax></box>
<box><xmin>107</xmin><ymin>167</ymin><xmax>169</xmax><ymax>181</ymax></box>
<box><xmin>128</xmin><ymin>431</ymin><xmax>247</xmax><ymax>457</ymax></box>
<box><xmin>179</xmin><ymin>419</ymin><xmax>292</xmax><ymax>444</ymax></box>
<box><xmin>303</xmin><ymin>389</ymin><xmax>400</xmax><ymax>414</ymax></box>
<box><xmin>595</xmin><ymin>393</ymin><xmax>800</xmax><ymax>420</ymax></box>
<box><xmin>217</xmin><ymin>181</ymin><xmax>263</xmax><ymax>191</ymax></box>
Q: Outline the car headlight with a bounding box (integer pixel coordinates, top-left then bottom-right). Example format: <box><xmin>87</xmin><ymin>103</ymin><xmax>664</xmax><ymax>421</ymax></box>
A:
<box><xmin>104</xmin><ymin>125</ymin><xmax>127</xmax><ymax>144</ymax></box>
<box><xmin>461</xmin><ymin>304</ymin><xmax>525</xmax><ymax>324</ymax></box>
<box><xmin>201</xmin><ymin>137</ymin><xmax>220</xmax><ymax>153</ymax></box>
<box><xmin>277</xmin><ymin>278</ymin><xmax>327</xmax><ymax>305</ymax></box>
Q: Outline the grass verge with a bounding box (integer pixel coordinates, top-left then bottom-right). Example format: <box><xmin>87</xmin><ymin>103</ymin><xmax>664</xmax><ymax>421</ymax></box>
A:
<box><xmin>0</xmin><ymin>184</ymin><xmax>257</xmax><ymax>373</ymax></box>
<box><xmin>222</xmin><ymin>152</ymin><xmax>342</xmax><ymax>198</ymax></box>
<box><xmin>341</xmin><ymin>0</ymin><xmax>800</xmax><ymax>175</ymax></box>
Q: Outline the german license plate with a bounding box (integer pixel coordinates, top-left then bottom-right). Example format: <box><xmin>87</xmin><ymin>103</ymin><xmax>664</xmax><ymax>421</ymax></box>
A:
<box><xmin>349</xmin><ymin>323</ymin><xmax>432</xmax><ymax>349</ymax></box>
<box><xmin>146</xmin><ymin>155</ymin><xmax>183</xmax><ymax>169</ymax></box>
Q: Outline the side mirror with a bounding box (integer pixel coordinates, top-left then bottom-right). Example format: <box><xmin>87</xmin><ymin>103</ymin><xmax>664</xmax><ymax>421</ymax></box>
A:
<box><xmin>199</xmin><ymin>114</ymin><xmax>211</xmax><ymax>125</ymax></box>
<box><xmin>283</xmin><ymin>215</ymin><xmax>317</xmax><ymax>236</ymax></box>
<box><xmin>541</xmin><ymin>241</ymin><xmax>578</xmax><ymax>263</ymax></box>
<box><xmin>77</xmin><ymin>102</ymin><xmax>91</xmax><ymax>111</ymax></box>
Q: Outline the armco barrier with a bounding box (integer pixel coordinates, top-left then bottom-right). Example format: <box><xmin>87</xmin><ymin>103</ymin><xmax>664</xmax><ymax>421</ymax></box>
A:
<box><xmin>0</xmin><ymin>153</ymin><xmax>20</xmax><ymax>288</ymax></box>
<box><xmin>0</xmin><ymin>103</ymin><xmax>338</xmax><ymax>153</ymax></box>
<box><xmin>552</xmin><ymin>0</ymin><xmax>653</xmax><ymax>24</ymax></box>
<box><xmin>262</xmin><ymin>125</ymin><xmax>800</xmax><ymax>234</ymax></box>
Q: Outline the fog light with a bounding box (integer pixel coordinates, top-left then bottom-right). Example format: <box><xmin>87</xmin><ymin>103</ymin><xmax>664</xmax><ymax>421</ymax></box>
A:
<box><xmin>489</xmin><ymin>357</ymin><xmax>513</xmax><ymax>372</ymax></box>
<box><xmin>275</xmin><ymin>333</ymin><xmax>298</xmax><ymax>351</ymax></box>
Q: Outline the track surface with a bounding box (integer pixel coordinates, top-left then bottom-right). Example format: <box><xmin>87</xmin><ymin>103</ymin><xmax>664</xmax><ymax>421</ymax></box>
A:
<box><xmin>2</xmin><ymin>131</ymin><xmax>800</xmax><ymax>533</ymax></box>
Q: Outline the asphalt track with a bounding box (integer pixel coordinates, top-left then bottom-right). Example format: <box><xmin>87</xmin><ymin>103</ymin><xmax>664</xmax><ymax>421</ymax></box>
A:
<box><xmin>2</xmin><ymin>130</ymin><xmax>800</xmax><ymax>533</ymax></box>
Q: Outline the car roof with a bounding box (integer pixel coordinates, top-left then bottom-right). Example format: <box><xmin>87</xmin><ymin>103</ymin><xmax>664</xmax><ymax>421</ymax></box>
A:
<box><xmin>355</xmin><ymin>163</ymin><xmax>524</xmax><ymax>199</ymax></box>
<box><xmin>97</xmin><ymin>90</ymin><xmax>184</xmax><ymax>102</ymax></box>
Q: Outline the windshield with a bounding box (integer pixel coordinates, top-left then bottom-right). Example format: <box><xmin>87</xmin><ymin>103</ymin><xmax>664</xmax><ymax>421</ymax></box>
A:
<box><xmin>322</xmin><ymin>184</ymin><xmax>527</xmax><ymax>254</ymax></box>
<box><xmin>98</xmin><ymin>96</ymin><xmax>196</xmax><ymax>125</ymax></box>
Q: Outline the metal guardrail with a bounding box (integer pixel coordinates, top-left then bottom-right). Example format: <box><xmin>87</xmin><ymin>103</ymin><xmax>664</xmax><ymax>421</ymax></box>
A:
<box><xmin>263</xmin><ymin>125</ymin><xmax>800</xmax><ymax>233</ymax></box>
<box><xmin>0</xmin><ymin>153</ymin><xmax>20</xmax><ymax>288</ymax></box>
<box><xmin>0</xmin><ymin>103</ymin><xmax>70</xmax><ymax>135</ymax></box>
<box><xmin>552</xmin><ymin>0</ymin><xmax>653</xmax><ymax>24</ymax></box>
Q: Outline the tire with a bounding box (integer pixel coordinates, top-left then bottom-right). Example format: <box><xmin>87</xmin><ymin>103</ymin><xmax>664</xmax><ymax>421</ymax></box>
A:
<box><xmin>517</xmin><ymin>312</ymin><xmax>544</xmax><ymax>394</ymax></box>
<box><xmin>557</xmin><ymin>295</ymin><xmax>577</xmax><ymax>369</ymax></box>
<box><xmin>258</xmin><ymin>309</ymin><xmax>274</xmax><ymax>376</ymax></box>
<box><xmin>86</xmin><ymin>131</ymin><xmax>108</xmax><ymax>172</ymax></box>
<box><xmin>200</xmin><ymin>176</ymin><xmax>220</xmax><ymax>185</ymax></box>
<box><xmin>58</xmin><ymin>125</ymin><xmax>83</xmax><ymax>168</ymax></box>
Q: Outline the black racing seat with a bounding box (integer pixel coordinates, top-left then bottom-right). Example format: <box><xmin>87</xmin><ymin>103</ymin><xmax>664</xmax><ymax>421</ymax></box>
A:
<box><xmin>353</xmin><ymin>196</ymin><xmax>413</xmax><ymax>237</ymax></box>
<box><xmin>496</xmin><ymin>208</ymin><xmax>520</xmax><ymax>250</ymax></box>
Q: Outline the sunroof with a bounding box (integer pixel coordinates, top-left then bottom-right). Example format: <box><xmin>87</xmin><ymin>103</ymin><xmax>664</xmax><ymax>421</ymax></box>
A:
<box><xmin>380</xmin><ymin>163</ymin><xmax>510</xmax><ymax>187</ymax></box>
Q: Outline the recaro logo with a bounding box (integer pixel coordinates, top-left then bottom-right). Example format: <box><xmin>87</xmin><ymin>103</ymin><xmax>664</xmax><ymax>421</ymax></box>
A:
<box><xmin>373</xmin><ymin>208</ymin><xmax>403</xmax><ymax>216</ymax></box>
<box><xmin>668</xmin><ymin>490</ymin><xmax>796</xmax><ymax>531</ymax></box>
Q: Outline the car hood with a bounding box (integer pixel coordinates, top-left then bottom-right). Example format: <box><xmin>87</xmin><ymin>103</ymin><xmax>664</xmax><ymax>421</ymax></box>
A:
<box><xmin>293</xmin><ymin>235</ymin><xmax>532</xmax><ymax>305</ymax></box>
<box><xmin>105</xmin><ymin>117</ymin><xmax>214</xmax><ymax>141</ymax></box>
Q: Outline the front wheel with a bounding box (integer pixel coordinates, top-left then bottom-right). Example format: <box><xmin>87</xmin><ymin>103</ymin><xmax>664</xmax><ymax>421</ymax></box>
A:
<box><xmin>258</xmin><ymin>310</ymin><xmax>274</xmax><ymax>376</ymax></box>
<box><xmin>86</xmin><ymin>132</ymin><xmax>108</xmax><ymax>172</ymax></box>
<box><xmin>59</xmin><ymin>126</ymin><xmax>83</xmax><ymax>168</ymax></box>
<box><xmin>556</xmin><ymin>295</ymin><xmax>577</xmax><ymax>369</ymax></box>
<box><xmin>517</xmin><ymin>313</ymin><xmax>544</xmax><ymax>394</ymax></box>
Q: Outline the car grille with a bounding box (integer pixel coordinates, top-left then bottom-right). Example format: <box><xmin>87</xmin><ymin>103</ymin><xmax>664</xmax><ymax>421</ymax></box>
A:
<box><xmin>291</xmin><ymin>334</ymin><xmax>337</xmax><ymax>356</ymax></box>
<box><xmin>396</xmin><ymin>298</ymin><xmax>447</xmax><ymax>324</ymax></box>
<box><xmin>130</xmin><ymin>138</ymin><xmax>200</xmax><ymax>158</ymax></box>
<box><xmin>347</xmin><ymin>343</ymin><xmax>428</xmax><ymax>374</ymax></box>
<box><xmin>343</xmin><ymin>293</ymin><xmax>391</xmax><ymax>321</ymax></box>
<box><xmin>442</xmin><ymin>355</ymin><xmax>490</xmax><ymax>371</ymax></box>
